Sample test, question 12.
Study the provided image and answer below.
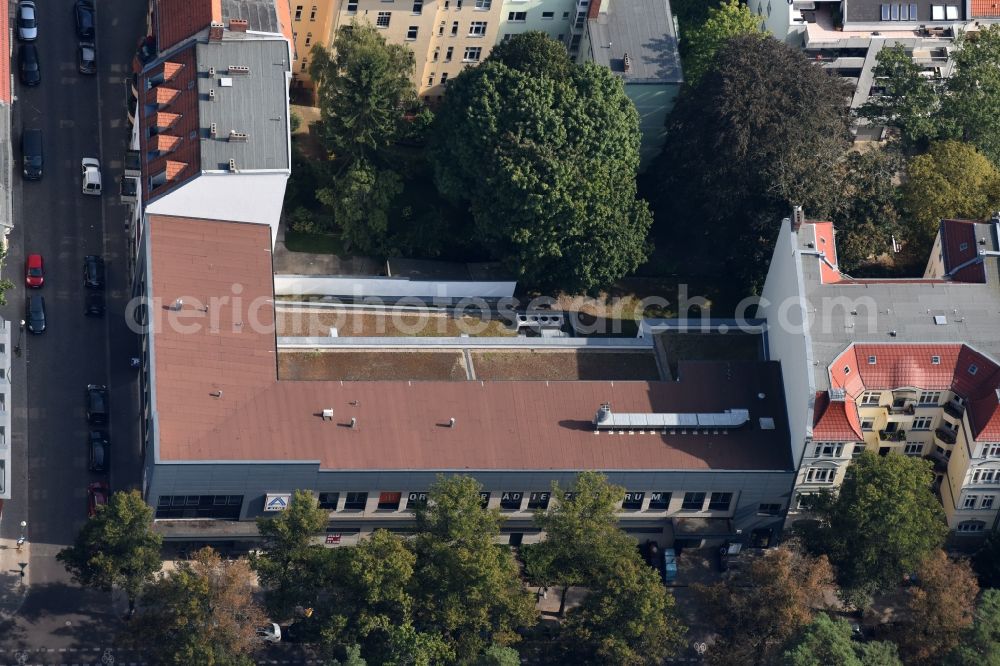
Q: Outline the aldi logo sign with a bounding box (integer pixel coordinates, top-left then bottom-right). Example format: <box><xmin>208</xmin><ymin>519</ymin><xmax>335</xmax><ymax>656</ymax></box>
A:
<box><xmin>264</xmin><ymin>494</ymin><xmax>291</xmax><ymax>512</ymax></box>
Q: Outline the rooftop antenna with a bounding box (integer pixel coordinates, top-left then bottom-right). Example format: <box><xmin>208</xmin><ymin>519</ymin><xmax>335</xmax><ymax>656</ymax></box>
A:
<box><xmin>448</xmin><ymin>417</ymin><xmax>456</xmax><ymax>428</ymax></box>
<box><xmin>210</xmin><ymin>390</ymin><xmax>222</xmax><ymax>398</ymax></box>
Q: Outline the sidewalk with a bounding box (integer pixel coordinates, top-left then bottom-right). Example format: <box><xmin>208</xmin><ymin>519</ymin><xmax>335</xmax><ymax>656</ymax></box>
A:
<box><xmin>0</xmin><ymin>537</ymin><xmax>30</xmax><ymax>617</ymax></box>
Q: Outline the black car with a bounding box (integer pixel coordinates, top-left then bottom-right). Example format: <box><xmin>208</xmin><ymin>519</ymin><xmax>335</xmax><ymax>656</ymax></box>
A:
<box><xmin>85</xmin><ymin>291</ymin><xmax>105</xmax><ymax>317</ymax></box>
<box><xmin>84</xmin><ymin>255</ymin><xmax>105</xmax><ymax>289</ymax></box>
<box><xmin>74</xmin><ymin>0</ymin><xmax>95</xmax><ymax>41</ymax></box>
<box><xmin>86</xmin><ymin>384</ymin><xmax>108</xmax><ymax>425</ymax></box>
<box><xmin>18</xmin><ymin>43</ymin><xmax>40</xmax><ymax>87</ymax></box>
<box><xmin>88</xmin><ymin>430</ymin><xmax>109</xmax><ymax>472</ymax></box>
<box><xmin>25</xmin><ymin>294</ymin><xmax>45</xmax><ymax>333</ymax></box>
<box><xmin>78</xmin><ymin>42</ymin><xmax>96</xmax><ymax>75</ymax></box>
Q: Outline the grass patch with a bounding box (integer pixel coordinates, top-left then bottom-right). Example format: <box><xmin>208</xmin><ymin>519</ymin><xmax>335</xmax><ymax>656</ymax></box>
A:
<box><xmin>284</xmin><ymin>230</ymin><xmax>345</xmax><ymax>255</ymax></box>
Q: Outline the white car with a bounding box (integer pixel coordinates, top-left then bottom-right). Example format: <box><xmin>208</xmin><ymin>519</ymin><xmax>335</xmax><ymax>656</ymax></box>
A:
<box><xmin>256</xmin><ymin>623</ymin><xmax>281</xmax><ymax>643</ymax></box>
<box><xmin>17</xmin><ymin>2</ymin><xmax>37</xmax><ymax>42</ymax></box>
<box><xmin>81</xmin><ymin>158</ymin><xmax>102</xmax><ymax>196</ymax></box>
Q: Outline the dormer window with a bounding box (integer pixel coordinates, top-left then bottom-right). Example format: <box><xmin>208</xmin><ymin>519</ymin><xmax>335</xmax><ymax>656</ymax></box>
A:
<box><xmin>146</xmin><ymin>72</ymin><xmax>165</xmax><ymax>89</ymax></box>
<box><xmin>843</xmin><ymin>366</ymin><xmax>851</xmax><ymax>375</ymax></box>
<box><xmin>868</xmin><ymin>356</ymin><xmax>876</xmax><ymax>365</ymax></box>
<box><xmin>931</xmin><ymin>356</ymin><xmax>941</xmax><ymax>365</ymax></box>
<box><xmin>150</xmin><ymin>170</ymin><xmax>167</xmax><ymax>190</ymax></box>
<box><xmin>969</xmin><ymin>364</ymin><xmax>979</xmax><ymax>375</ymax></box>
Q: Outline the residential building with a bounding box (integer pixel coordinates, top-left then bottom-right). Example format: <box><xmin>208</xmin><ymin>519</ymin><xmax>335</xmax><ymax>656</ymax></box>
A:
<box><xmin>756</xmin><ymin>0</ymin><xmax>968</xmax><ymax>137</ymax></box>
<box><xmin>134</xmin><ymin>216</ymin><xmax>793</xmax><ymax>548</ymax></box>
<box><xmin>496</xmin><ymin>0</ymin><xmax>576</xmax><ymax>45</ymax></box>
<box><xmin>290</xmin><ymin>3</ymin><xmax>338</xmax><ymax>85</ymax></box>
<box><xmin>577</xmin><ymin>0</ymin><xmax>682</xmax><ymax>167</ymax></box>
<box><xmin>760</xmin><ymin>207</ymin><xmax>1000</xmax><ymax>539</ymax></box>
<box><xmin>125</xmin><ymin>0</ymin><xmax>293</xmax><ymax>278</ymax></box>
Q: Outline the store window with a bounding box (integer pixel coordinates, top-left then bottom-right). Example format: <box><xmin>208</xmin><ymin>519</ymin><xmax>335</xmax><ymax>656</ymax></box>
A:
<box><xmin>378</xmin><ymin>492</ymin><xmax>402</xmax><ymax>511</ymax></box>
<box><xmin>344</xmin><ymin>492</ymin><xmax>368</xmax><ymax>511</ymax></box>
<box><xmin>500</xmin><ymin>491</ymin><xmax>523</xmax><ymax>511</ymax></box>
<box><xmin>681</xmin><ymin>492</ymin><xmax>705</xmax><ymax>511</ymax></box>
<box><xmin>318</xmin><ymin>492</ymin><xmax>339</xmax><ymax>510</ymax></box>
<box><xmin>527</xmin><ymin>492</ymin><xmax>550</xmax><ymax>510</ymax></box>
<box><xmin>647</xmin><ymin>491</ymin><xmax>671</xmax><ymax>510</ymax></box>
<box><xmin>621</xmin><ymin>492</ymin><xmax>644</xmax><ymax>511</ymax></box>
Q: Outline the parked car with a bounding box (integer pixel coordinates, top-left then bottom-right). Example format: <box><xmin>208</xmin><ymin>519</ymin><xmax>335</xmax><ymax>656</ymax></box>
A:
<box><xmin>17</xmin><ymin>1</ymin><xmax>37</xmax><ymax>41</ymax></box>
<box><xmin>81</xmin><ymin>158</ymin><xmax>102</xmax><ymax>195</ymax></box>
<box><xmin>75</xmin><ymin>0</ymin><xmax>95</xmax><ymax>41</ymax></box>
<box><xmin>83</xmin><ymin>255</ymin><xmax>105</xmax><ymax>288</ymax></box>
<box><xmin>18</xmin><ymin>43</ymin><xmax>40</xmax><ymax>87</ymax></box>
<box><xmin>662</xmin><ymin>547</ymin><xmax>678</xmax><ymax>583</ymax></box>
<box><xmin>21</xmin><ymin>128</ymin><xmax>43</xmax><ymax>180</ymax></box>
<box><xmin>86</xmin><ymin>384</ymin><xmax>108</xmax><ymax>425</ymax></box>
<box><xmin>85</xmin><ymin>291</ymin><xmax>105</xmax><ymax>317</ymax></box>
<box><xmin>25</xmin><ymin>254</ymin><xmax>43</xmax><ymax>288</ymax></box>
<box><xmin>87</xmin><ymin>481</ymin><xmax>108</xmax><ymax>516</ymax></box>
<box><xmin>256</xmin><ymin>623</ymin><xmax>281</xmax><ymax>643</ymax></box>
<box><xmin>25</xmin><ymin>294</ymin><xmax>45</xmax><ymax>333</ymax></box>
<box><xmin>88</xmin><ymin>430</ymin><xmax>109</xmax><ymax>473</ymax></box>
<box><xmin>78</xmin><ymin>42</ymin><xmax>96</xmax><ymax>75</ymax></box>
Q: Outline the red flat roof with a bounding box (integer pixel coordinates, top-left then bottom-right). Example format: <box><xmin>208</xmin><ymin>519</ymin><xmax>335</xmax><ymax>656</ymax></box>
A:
<box><xmin>149</xmin><ymin>216</ymin><xmax>793</xmax><ymax>471</ymax></box>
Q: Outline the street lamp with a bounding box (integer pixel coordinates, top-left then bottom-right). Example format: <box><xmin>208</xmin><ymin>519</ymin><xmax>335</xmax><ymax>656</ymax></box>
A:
<box><xmin>17</xmin><ymin>520</ymin><xmax>26</xmax><ymax>551</ymax></box>
<box><xmin>14</xmin><ymin>320</ymin><xmax>24</xmax><ymax>356</ymax></box>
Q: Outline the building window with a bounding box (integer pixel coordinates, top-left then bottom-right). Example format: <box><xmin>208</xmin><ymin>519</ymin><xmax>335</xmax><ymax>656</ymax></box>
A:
<box><xmin>378</xmin><ymin>492</ymin><xmax>402</xmax><ymax>511</ymax></box>
<box><xmin>479</xmin><ymin>491</ymin><xmax>490</xmax><ymax>508</ymax></box>
<box><xmin>563</xmin><ymin>11</ymin><xmax>570</xmax><ymax>17</ymax></box>
<box><xmin>843</xmin><ymin>366</ymin><xmax>851</xmax><ymax>376</ymax></box>
<box><xmin>347</xmin><ymin>0</ymin><xmax>358</xmax><ymax>11</ymax></box>
<box><xmin>758</xmin><ymin>503</ymin><xmax>782</xmax><ymax>516</ymax></box>
<box><xmin>413</xmin><ymin>0</ymin><xmax>423</xmax><ymax>13</ymax></box>
<box><xmin>867</xmin><ymin>355</ymin><xmax>877</xmax><ymax>365</ymax></box>
<box><xmin>796</xmin><ymin>493</ymin><xmax>817</xmax><ymax>510</ymax></box>
<box><xmin>527</xmin><ymin>491</ymin><xmax>550</xmax><ymax>510</ymax></box>
<box><xmin>805</xmin><ymin>467</ymin><xmax>835</xmax><ymax>484</ymax></box>
<box><xmin>452</xmin><ymin>21</ymin><xmax>459</xmax><ymax>35</ymax></box>
<box><xmin>427</xmin><ymin>74</ymin><xmax>435</xmax><ymax>86</ymax></box>
<box><xmin>475</xmin><ymin>0</ymin><xmax>491</xmax><ymax>7</ymax></box>
<box><xmin>964</xmin><ymin>494</ymin><xmax>979</xmax><ymax>510</ymax></box>
<box><xmin>433</xmin><ymin>47</ymin><xmax>439</xmax><ymax>61</ymax></box>
<box><xmin>708</xmin><ymin>492</ymin><xmax>733</xmax><ymax>511</ymax></box>
<box><xmin>406</xmin><ymin>25</ymin><xmax>418</xmax><ymax>39</ymax></box>
<box><xmin>973</xmin><ymin>469</ymin><xmax>999</xmax><ymax>484</ymax></box>
<box><xmin>344</xmin><ymin>492</ymin><xmax>368</xmax><ymax>511</ymax></box>
<box><xmin>912</xmin><ymin>417</ymin><xmax>932</xmax><ymax>430</ymax></box>
<box><xmin>969</xmin><ymin>364</ymin><xmax>979</xmax><ymax>375</ymax></box>
<box><xmin>508</xmin><ymin>11</ymin><xmax>526</xmax><ymax>21</ymax></box>
<box><xmin>155</xmin><ymin>495</ymin><xmax>243</xmax><ymax>519</ymax></box>
<box><xmin>310</xmin><ymin>5</ymin><xmax>317</xmax><ymax>20</ymax></box>
<box><xmin>500</xmin><ymin>491</ymin><xmax>523</xmax><ymax>511</ymax></box>
<box><xmin>304</xmin><ymin>32</ymin><xmax>312</xmax><ymax>46</ymax></box>
<box><xmin>542</xmin><ymin>10</ymin><xmax>554</xmax><ymax>18</ymax></box>
<box><xmin>814</xmin><ymin>443</ymin><xmax>844</xmax><ymax>458</ymax></box>
<box><xmin>647</xmin><ymin>491</ymin><xmax>671</xmax><ymax>510</ymax></box>
<box><xmin>377</xmin><ymin>11</ymin><xmax>391</xmax><ymax>27</ymax></box>
<box><xmin>440</xmin><ymin>72</ymin><xmax>449</xmax><ymax>85</ymax></box>
<box><xmin>982</xmin><ymin>495</ymin><xmax>996</xmax><ymax>510</ymax></box>
<box><xmin>919</xmin><ymin>391</ymin><xmax>941</xmax><ymax>405</ymax></box>
<box><xmin>469</xmin><ymin>21</ymin><xmax>487</xmax><ymax>35</ymax></box>
<box><xmin>987</xmin><ymin>445</ymin><xmax>1000</xmax><ymax>457</ymax></box>
<box><xmin>852</xmin><ymin>444</ymin><xmax>865</xmax><ymax>458</ymax></box>
<box><xmin>861</xmin><ymin>419</ymin><xmax>874</xmax><ymax>431</ymax></box>
<box><xmin>957</xmin><ymin>520</ymin><xmax>985</xmax><ymax>533</ymax></box>
<box><xmin>903</xmin><ymin>443</ymin><xmax>924</xmax><ymax>456</ymax></box>
<box><xmin>860</xmin><ymin>391</ymin><xmax>881</xmax><ymax>405</ymax></box>
<box><xmin>318</xmin><ymin>492</ymin><xmax>339</xmax><ymax>509</ymax></box>
<box><xmin>463</xmin><ymin>46</ymin><xmax>482</xmax><ymax>61</ymax></box>
<box><xmin>295</xmin><ymin>5</ymin><xmax>303</xmax><ymax>20</ymax></box>
<box><xmin>622</xmin><ymin>492</ymin><xmax>644</xmax><ymax>511</ymax></box>
<box><xmin>406</xmin><ymin>492</ymin><xmax>428</xmax><ymax>511</ymax></box>
<box><xmin>931</xmin><ymin>355</ymin><xmax>941</xmax><ymax>364</ymax></box>
<box><xmin>681</xmin><ymin>492</ymin><xmax>705</xmax><ymax>511</ymax></box>
<box><xmin>300</xmin><ymin>58</ymin><xmax>308</xmax><ymax>71</ymax></box>
<box><xmin>445</xmin><ymin>46</ymin><xmax>454</xmax><ymax>61</ymax></box>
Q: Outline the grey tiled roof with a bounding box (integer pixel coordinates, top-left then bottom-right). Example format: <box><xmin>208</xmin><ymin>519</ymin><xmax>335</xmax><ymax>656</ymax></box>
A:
<box><xmin>196</xmin><ymin>39</ymin><xmax>291</xmax><ymax>172</ymax></box>
<box><xmin>222</xmin><ymin>0</ymin><xmax>280</xmax><ymax>33</ymax></box>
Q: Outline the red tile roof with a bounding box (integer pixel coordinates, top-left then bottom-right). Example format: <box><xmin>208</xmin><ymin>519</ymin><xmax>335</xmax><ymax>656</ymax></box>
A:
<box><xmin>972</xmin><ymin>0</ymin><xmax>1000</xmax><ymax>17</ymax></box>
<box><xmin>154</xmin><ymin>135</ymin><xmax>181</xmax><ymax>153</ymax></box>
<box><xmin>941</xmin><ymin>219</ymin><xmax>987</xmax><ymax>283</ymax></box>
<box><xmin>140</xmin><ymin>44</ymin><xmax>201</xmax><ymax>199</ymax></box>
<box><xmin>154</xmin><ymin>0</ymin><xmax>220</xmax><ymax>52</ymax></box>
<box><xmin>163</xmin><ymin>62</ymin><xmax>185</xmax><ymax>81</ymax></box>
<box><xmin>828</xmin><ymin>343</ymin><xmax>1000</xmax><ymax>441</ymax></box>
<box><xmin>807</xmin><ymin>222</ymin><xmax>843</xmax><ymax>284</ymax></box>
<box><xmin>813</xmin><ymin>392</ymin><xmax>863</xmax><ymax>441</ymax></box>
<box><xmin>149</xmin><ymin>216</ymin><xmax>794</xmax><ymax>471</ymax></box>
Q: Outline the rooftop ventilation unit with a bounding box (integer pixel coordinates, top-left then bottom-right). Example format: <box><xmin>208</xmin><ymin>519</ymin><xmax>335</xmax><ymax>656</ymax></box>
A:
<box><xmin>228</xmin><ymin>65</ymin><xmax>250</xmax><ymax>75</ymax></box>
<box><xmin>208</xmin><ymin>88</ymin><xmax>216</xmax><ymax>101</ymax></box>
<box><xmin>228</xmin><ymin>158</ymin><xmax>237</xmax><ymax>172</ymax></box>
<box><xmin>515</xmin><ymin>311</ymin><xmax>564</xmax><ymax>330</ymax></box>
<box><xmin>219</xmin><ymin>77</ymin><xmax>233</xmax><ymax>87</ymax></box>
<box><xmin>210</xmin><ymin>122</ymin><xmax>217</xmax><ymax>137</ymax></box>
<box><xmin>934</xmin><ymin>315</ymin><xmax>948</xmax><ymax>325</ymax></box>
<box><xmin>322</xmin><ymin>408</ymin><xmax>334</xmax><ymax>421</ymax></box>
<box><xmin>209</xmin><ymin>66</ymin><xmax>216</xmax><ymax>76</ymax></box>
<box><xmin>622</xmin><ymin>52</ymin><xmax>631</xmax><ymax>72</ymax></box>
<box><xmin>228</xmin><ymin>130</ymin><xmax>249</xmax><ymax>142</ymax></box>
<box><xmin>593</xmin><ymin>403</ymin><xmax>751</xmax><ymax>431</ymax></box>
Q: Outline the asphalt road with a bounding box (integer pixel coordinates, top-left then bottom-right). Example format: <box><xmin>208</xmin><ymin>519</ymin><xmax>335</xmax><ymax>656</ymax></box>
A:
<box><xmin>0</xmin><ymin>0</ymin><xmax>146</xmax><ymax>655</ymax></box>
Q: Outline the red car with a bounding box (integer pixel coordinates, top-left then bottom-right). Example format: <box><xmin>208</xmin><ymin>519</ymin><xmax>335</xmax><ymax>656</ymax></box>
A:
<box><xmin>87</xmin><ymin>481</ymin><xmax>108</xmax><ymax>516</ymax></box>
<box><xmin>25</xmin><ymin>254</ymin><xmax>43</xmax><ymax>287</ymax></box>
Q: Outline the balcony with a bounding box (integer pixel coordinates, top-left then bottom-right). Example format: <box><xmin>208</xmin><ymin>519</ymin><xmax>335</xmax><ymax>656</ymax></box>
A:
<box><xmin>879</xmin><ymin>428</ymin><xmax>906</xmax><ymax>442</ymax></box>
<box><xmin>124</xmin><ymin>150</ymin><xmax>141</xmax><ymax>178</ymax></box>
<box><xmin>889</xmin><ymin>402</ymin><xmax>915</xmax><ymax>416</ymax></box>
<box><xmin>120</xmin><ymin>176</ymin><xmax>138</xmax><ymax>204</ymax></box>
<box><xmin>944</xmin><ymin>400</ymin><xmax>965</xmax><ymax>420</ymax></box>
<box><xmin>935</xmin><ymin>426</ymin><xmax>958</xmax><ymax>445</ymax></box>
<box><xmin>925</xmin><ymin>451</ymin><xmax>949</xmax><ymax>473</ymax></box>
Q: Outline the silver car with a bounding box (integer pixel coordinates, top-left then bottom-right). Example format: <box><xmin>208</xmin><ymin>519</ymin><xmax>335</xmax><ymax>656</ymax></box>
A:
<box><xmin>17</xmin><ymin>2</ymin><xmax>37</xmax><ymax>42</ymax></box>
